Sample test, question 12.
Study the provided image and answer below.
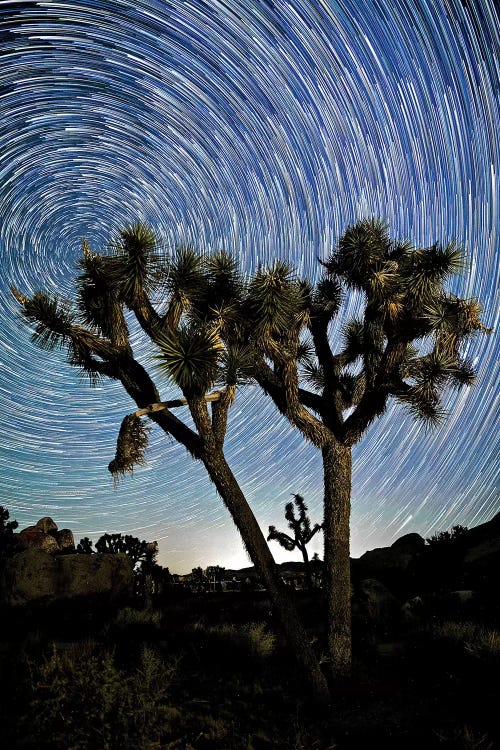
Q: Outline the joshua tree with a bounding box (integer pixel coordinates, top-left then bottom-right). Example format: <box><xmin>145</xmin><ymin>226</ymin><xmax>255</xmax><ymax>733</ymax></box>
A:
<box><xmin>95</xmin><ymin>532</ymin><xmax>157</xmax><ymax>567</ymax></box>
<box><xmin>76</xmin><ymin>536</ymin><xmax>94</xmax><ymax>554</ymax></box>
<box><xmin>12</xmin><ymin>226</ymin><xmax>329</xmax><ymax>704</ymax></box>
<box><xmin>268</xmin><ymin>494</ymin><xmax>322</xmax><ymax>589</ymax></box>
<box><xmin>187</xmin><ymin>218</ymin><xmax>488</xmax><ymax>677</ymax></box>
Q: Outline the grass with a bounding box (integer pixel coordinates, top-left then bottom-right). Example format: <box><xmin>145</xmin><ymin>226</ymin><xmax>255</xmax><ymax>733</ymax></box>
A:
<box><xmin>0</xmin><ymin>593</ymin><xmax>498</xmax><ymax>749</ymax></box>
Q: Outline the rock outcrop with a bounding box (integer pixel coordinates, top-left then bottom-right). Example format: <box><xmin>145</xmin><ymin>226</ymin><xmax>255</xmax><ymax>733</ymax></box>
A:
<box><xmin>353</xmin><ymin>532</ymin><xmax>426</xmax><ymax>596</ymax></box>
<box><xmin>352</xmin><ymin>578</ymin><xmax>400</xmax><ymax>633</ymax></box>
<box><xmin>14</xmin><ymin>517</ymin><xmax>75</xmax><ymax>555</ymax></box>
<box><xmin>0</xmin><ymin>548</ymin><xmax>134</xmax><ymax>607</ymax></box>
<box><xmin>1</xmin><ymin>517</ymin><xmax>133</xmax><ymax>608</ymax></box>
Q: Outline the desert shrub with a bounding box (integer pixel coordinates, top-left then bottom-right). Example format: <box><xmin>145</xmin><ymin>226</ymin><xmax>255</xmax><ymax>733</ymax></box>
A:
<box><xmin>189</xmin><ymin>620</ymin><xmax>275</xmax><ymax>669</ymax></box>
<box><xmin>435</xmin><ymin>725</ymin><xmax>495</xmax><ymax>749</ymax></box>
<box><xmin>244</xmin><ymin>621</ymin><xmax>276</xmax><ymax>660</ymax></box>
<box><xmin>21</xmin><ymin>640</ymin><xmax>178</xmax><ymax>749</ymax></box>
<box><xmin>113</xmin><ymin>606</ymin><xmax>162</xmax><ymax>629</ymax></box>
<box><xmin>432</xmin><ymin>621</ymin><xmax>500</xmax><ymax>663</ymax></box>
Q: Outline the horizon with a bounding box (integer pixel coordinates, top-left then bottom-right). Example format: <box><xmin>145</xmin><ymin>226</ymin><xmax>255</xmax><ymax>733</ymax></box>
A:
<box><xmin>0</xmin><ymin>0</ymin><xmax>498</xmax><ymax>573</ymax></box>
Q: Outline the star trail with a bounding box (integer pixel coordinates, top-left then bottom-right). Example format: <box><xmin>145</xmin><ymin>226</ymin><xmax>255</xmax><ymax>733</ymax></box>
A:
<box><xmin>0</xmin><ymin>0</ymin><xmax>498</xmax><ymax>572</ymax></box>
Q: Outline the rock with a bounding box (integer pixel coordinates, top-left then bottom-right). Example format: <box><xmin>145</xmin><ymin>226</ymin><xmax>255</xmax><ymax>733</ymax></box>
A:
<box><xmin>401</xmin><ymin>595</ymin><xmax>425</xmax><ymax>623</ymax></box>
<box><xmin>462</xmin><ymin>537</ymin><xmax>500</xmax><ymax>587</ymax></box>
<box><xmin>352</xmin><ymin>578</ymin><xmax>400</xmax><ymax>632</ymax></box>
<box><xmin>391</xmin><ymin>533</ymin><xmax>426</xmax><ymax>554</ymax></box>
<box><xmin>0</xmin><ymin>549</ymin><xmax>134</xmax><ymax>607</ymax></box>
<box><xmin>355</xmin><ymin>534</ymin><xmax>426</xmax><ymax>597</ymax></box>
<box><xmin>18</xmin><ymin>528</ymin><xmax>59</xmax><ymax>554</ymax></box>
<box><xmin>35</xmin><ymin>517</ymin><xmax>58</xmax><ymax>534</ymax></box>
<box><xmin>56</xmin><ymin>529</ymin><xmax>75</xmax><ymax>552</ymax></box>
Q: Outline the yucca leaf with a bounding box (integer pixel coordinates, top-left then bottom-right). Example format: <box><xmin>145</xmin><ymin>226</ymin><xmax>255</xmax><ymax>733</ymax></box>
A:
<box><xmin>113</xmin><ymin>222</ymin><xmax>158</xmax><ymax>303</ymax></box>
<box><xmin>165</xmin><ymin>246</ymin><xmax>205</xmax><ymax>306</ymax></box>
<box><xmin>297</xmin><ymin>335</ymin><xmax>315</xmax><ymax>365</ymax></box>
<box><xmin>155</xmin><ymin>324</ymin><xmax>222</xmax><ymax>392</ymax></box>
<box><xmin>341</xmin><ymin>319</ymin><xmax>364</xmax><ymax>363</ymax></box>
<box><xmin>219</xmin><ymin>343</ymin><xmax>256</xmax><ymax>386</ymax></box>
<box><xmin>301</xmin><ymin>361</ymin><xmax>325</xmax><ymax>391</ymax></box>
<box><xmin>246</xmin><ymin>262</ymin><xmax>305</xmax><ymax>336</ymax></box>
<box><xmin>21</xmin><ymin>292</ymin><xmax>76</xmax><ymax>350</ymax></box>
<box><xmin>323</xmin><ymin>218</ymin><xmax>392</xmax><ymax>290</ymax></box>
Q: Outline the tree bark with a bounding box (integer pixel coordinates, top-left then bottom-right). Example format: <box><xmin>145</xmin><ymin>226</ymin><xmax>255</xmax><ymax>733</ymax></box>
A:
<box><xmin>201</xmin><ymin>448</ymin><xmax>331</xmax><ymax>707</ymax></box>
<box><xmin>322</xmin><ymin>439</ymin><xmax>352</xmax><ymax>678</ymax></box>
<box><xmin>300</xmin><ymin>545</ymin><xmax>313</xmax><ymax>590</ymax></box>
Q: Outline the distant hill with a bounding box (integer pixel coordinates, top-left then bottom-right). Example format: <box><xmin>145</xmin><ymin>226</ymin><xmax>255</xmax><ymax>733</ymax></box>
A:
<box><xmin>181</xmin><ymin>511</ymin><xmax>500</xmax><ymax>584</ymax></box>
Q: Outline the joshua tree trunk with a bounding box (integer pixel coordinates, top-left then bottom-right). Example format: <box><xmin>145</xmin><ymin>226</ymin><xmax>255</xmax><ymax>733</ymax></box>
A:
<box><xmin>300</xmin><ymin>544</ymin><xmax>313</xmax><ymax>590</ymax></box>
<box><xmin>202</xmin><ymin>448</ymin><xmax>330</xmax><ymax>706</ymax></box>
<box><xmin>322</xmin><ymin>439</ymin><xmax>352</xmax><ymax>678</ymax></box>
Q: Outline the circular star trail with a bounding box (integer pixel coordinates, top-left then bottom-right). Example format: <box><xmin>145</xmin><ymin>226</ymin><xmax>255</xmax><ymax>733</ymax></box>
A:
<box><xmin>0</xmin><ymin>0</ymin><xmax>498</xmax><ymax>571</ymax></box>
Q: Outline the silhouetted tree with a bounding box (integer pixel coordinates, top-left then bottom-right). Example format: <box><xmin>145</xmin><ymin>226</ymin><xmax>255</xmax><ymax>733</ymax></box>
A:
<box><xmin>76</xmin><ymin>537</ymin><xmax>94</xmax><ymax>554</ymax></box>
<box><xmin>13</xmin><ymin>226</ymin><xmax>329</xmax><ymax>703</ymax></box>
<box><xmin>268</xmin><ymin>495</ymin><xmax>322</xmax><ymax>589</ymax></box>
<box><xmin>426</xmin><ymin>525</ymin><xmax>469</xmax><ymax>549</ymax></box>
<box><xmin>310</xmin><ymin>552</ymin><xmax>323</xmax><ymax>589</ymax></box>
<box><xmin>0</xmin><ymin>506</ymin><xmax>18</xmax><ymax>559</ymax></box>
<box><xmin>206</xmin><ymin>564</ymin><xmax>226</xmax><ymax>591</ymax></box>
<box><xmin>191</xmin><ymin>566</ymin><xmax>207</xmax><ymax>592</ymax></box>
<box><xmin>94</xmin><ymin>533</ymin><xmax>155</xmax><ymax>567</ymax></box>
<box><xmin>425</xmin><ymin>524</ymin><xmax>470</xmax><ymax>590</ymax></box>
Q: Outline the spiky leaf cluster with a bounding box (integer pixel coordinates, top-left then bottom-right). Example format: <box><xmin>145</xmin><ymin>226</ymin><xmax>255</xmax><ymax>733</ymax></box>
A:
<box><xmin>17</xmin><ymin>291</ymin><xmax>76</xmax><ymax>351</ymax></box>
<box><xmin>154</xmin><ymin>324</ymin><xmax>223</xmax><ymax>392</ymax></box>
<box><xmin>245</xmin><ymin>261</ymin><xmax>306</xmax><ymax>342</ymax></box>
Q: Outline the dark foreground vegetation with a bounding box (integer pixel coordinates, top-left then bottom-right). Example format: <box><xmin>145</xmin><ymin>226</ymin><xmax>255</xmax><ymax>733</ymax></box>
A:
<box><xmin>1</xmin><ymin>573</ymin><xmax>499</xmax><ymax>749</ymax></box>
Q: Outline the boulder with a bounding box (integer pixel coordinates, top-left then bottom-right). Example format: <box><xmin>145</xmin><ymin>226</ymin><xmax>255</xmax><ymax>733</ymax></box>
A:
<box><xmin>391</xmin><ymin>533</ymin><xmax>426</xmax><ymax>554</ymax></box>
<box><xmin>18</xmin><ymin>528</ymin><xmax>59</xmax><ymax>554</ymax></box>
<box><xmin>56</xmin><ymin>529</ymin><xmax>75</xmax><ymax>552</ymax></box>
<box><xmin>401</xmin><ymin>595</ymin><xmax>425</xmax><ymax>623</ymax></box>
<box><xmin>35</xmin><ymin>517</ymin><xmax>58</xmax><ymax>534</ymax></box>
<box><xmin>355</xmin><ymin>533</ymin><xmax>426</xmax><ymax>596</ymax></box>
<box><xmin>352</xmin><ymin>578</ymin><xmax>400</xmax><ymax>633</ymax></box>
<box><xmin>0</xmin><ymin>549</ymin><xmax>134</xmax><ymax>607</ymax></box>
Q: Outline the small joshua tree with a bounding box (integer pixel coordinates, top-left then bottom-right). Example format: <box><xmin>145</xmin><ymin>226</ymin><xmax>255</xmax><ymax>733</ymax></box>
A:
<box><xmin>268</xmin><ymin>494</ymin><xmax>322</xmax><ymax>589</ymax></box>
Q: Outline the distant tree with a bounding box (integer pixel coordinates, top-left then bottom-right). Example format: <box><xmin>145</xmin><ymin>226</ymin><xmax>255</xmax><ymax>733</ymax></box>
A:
<box><xmin>0</xmin><ymin>506</ymin><xmax>18</xmax><ymax>559</ymax></box>
<box><xmin>426</xmin><ymin>524</ymin><xmax>469</xmax><ymax>548</ymax></box>
<box><xmin>425</xmin><ymin>524</ymin><xmax>470</xmax><ymax>590</ymax></box>
<box><xmin>310</xmin><ymin>552</ymin><xmax>324</xmax><ymax>589</ymax></box>
<box><xmin>206</xmin><ymin>564</ymin><xmax>226</xmax><ymax>591</ymax></box>
<box><xmin>268</xmin><ymin>495</ymin><xmax>322</xmax><ymax>589</ymax></box>
<box><xmin>76</xmin><ymin>536</ymin><xmax>94</xmax><ymax>554</ymax></box>
<box><xmin>191</xmin><ymin>566</ymin><xmax>207</xmax><ymax>592</ymax></box>
<box><xmin>95</xmin><ymin>533</ymin><xmax>156</xmax><ymax>568</ymax></box>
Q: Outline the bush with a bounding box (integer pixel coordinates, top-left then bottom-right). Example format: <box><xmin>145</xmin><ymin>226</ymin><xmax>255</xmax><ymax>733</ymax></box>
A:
<box><xmin>189</xmin><ymin>620</ymin><xmax>275</xmax><ymax>668</ymax></box>
<box><xmin>432</xmin><ymin>621</ymin><xmax>500</xmax><ymax>663</ymax></box>
<box><xmin>21</xmin><ymin>640</ymin><xmax>178</xmax><ymax>749</ymax></box>
<box><xmin>113</xmin><ymin>606</ymin><xmax>162</xmax><ymax>630</ymax></box>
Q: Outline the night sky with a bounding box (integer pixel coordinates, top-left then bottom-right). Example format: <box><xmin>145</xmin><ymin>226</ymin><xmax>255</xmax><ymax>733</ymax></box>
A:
<box><xmin>0</xmin><ymin>0</ymin><xmax>498</xmax><ymax>573</ymax></box>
